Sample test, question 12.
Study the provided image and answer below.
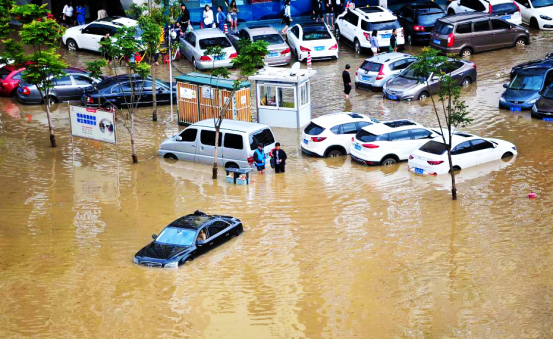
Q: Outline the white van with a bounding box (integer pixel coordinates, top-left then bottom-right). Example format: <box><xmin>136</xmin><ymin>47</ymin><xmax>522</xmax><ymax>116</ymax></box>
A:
<box><xmin>158</xmin><ymin>119</ymin><xmax>276</xmax><ymax>169</ymax></box>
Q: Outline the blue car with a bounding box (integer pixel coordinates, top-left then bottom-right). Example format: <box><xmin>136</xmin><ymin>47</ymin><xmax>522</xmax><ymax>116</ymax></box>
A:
<box><xmin>499</xmin><ymin>65</ymin><xmax>553</xmax><ymax>110</ymax></box>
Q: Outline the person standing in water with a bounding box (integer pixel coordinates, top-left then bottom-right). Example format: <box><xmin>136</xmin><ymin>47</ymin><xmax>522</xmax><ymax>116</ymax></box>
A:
<box><xmin>253</xmin><ymin>143</ymin><xmax>267</xmax><ymax>174</ymax></box>
<box><xmin>342</xmin><ymin>64</ymin><xmax>352</xmax><ymax>100</ymax></box>
<box><xmin>271</xmin><ymin>143</ymin><xmax>288</xmax><ymax>174</ymax></box>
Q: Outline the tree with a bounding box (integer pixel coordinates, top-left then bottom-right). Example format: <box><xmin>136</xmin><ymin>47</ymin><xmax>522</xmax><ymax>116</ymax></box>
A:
<box><xmin>137</xmin><ymin>15</ymin><xmax>162</xmax><ymax>121</ymax></box>
<box><xmin>204</xmin><ymin>39</ymin><xmax>269</xmax><ymax>179</ymax></box>
<box><xmin>9</xmin><ymin>4</ymin><xmax>67</xmax><ymax>147</ymax></box>
<box><xmin>411</xmin><ymin>47</ymin><xmax>472</xmax><ymax>200</ymax></box>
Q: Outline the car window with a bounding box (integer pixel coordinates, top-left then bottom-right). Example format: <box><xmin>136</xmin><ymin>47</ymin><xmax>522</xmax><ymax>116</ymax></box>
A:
<box><xmin>302</xmin><ymin>28</ymin><xmax>332</xmax><ymax>41</ymax></box>
<box><xmin>363</xmin><ymin>20</ymin><xmax>402</xmax><ymax>31</ymax></box>
<box><xmin>347</xmin><ymin>12</ymin><xmax>359</xmax><ymax>26</ymax></box>
<box><xmin>452</xmin><ymin>141</ymin><xmax>473</xmax><ymax>155</ymax></box>
<box><xmin>466</xmin><ymin>0</ymin><xmax>486</xmax><ymax>11</ymax></box>
<box><xmin>249</xmin><ymin>128</ymin><xmax>275</xmax><ymax>150</ymax></box>
<box><xmin>357</xmin><ymin>121</ymin><xmax>372</xmax><ymax>131</ymax></box>
<box><xmin>420</xmin><ymin>140</ymin><xmax>447</xmax><ymax>155</ymax></box>
<box><xmin>72</xmin><ymin>75</ymin><xmax>93</xmax><ymax>86</ymax></box>
<box><xmin>515</xmin><ymin>0</ymin><xmax>529</xmax><ymax>4</ymax></box>
<box><xmin>456</xmin><ymin>22</ymin><xmax>472</xmax><ymax>34</ymax></box>
<box><xmin>417</xmin><ymin>11</ymin><xmax>445</xmax><ymax>25</ymax></box>
<box><xmin>360</xmin><ymin>61</ymin><xmax>382</xmax><ymax>72</ymax></box>
<box><xmin>434</xmin><ymin>21</ymin><xmax>454</xmax><ymax>34</ymax></box>
<box><xmin>207</xmin><ymin>221</ymin><xmax>229</xmax><ymax>238</ymax></box>
<box><xmin>410</xmin><ymin>128</ymin><xmax>434</xmax><ymax>140</ymax></box>
<box><xmin>223</xmin><ymin>133</ymin><xmax>244</xmax><ymax>150</ymax></box>
<box><xmin>155</xmin><ymin>227</ymin><xmax>197</xmax><ymax>246</ymax></box>
<box><xmin>200</xmin><ymin>129</ymin><xmax>223</xmax><ymax>146</ymax></box>
<box><xmin>330</xmin><ymin>125</ymin><xmax>340</xmax><ymax>134</ymax></box>
<box><xmin>508</xmin><ymin>68</ymin><xmax>548</xmax><ymax>91</ymax></box>
<box><xmin>491</xmin><ymin>3</ymin><xmax>518</xmax><ymax>14</ymax></box>
<box><xmin>473</xmin><ymin>20</ymin><xmax>490</xmax><ymax>32</ymax></box>
<box><xmin>111</xmin><ymin>83</ymin><xmax>123</xmax><ymax>94</ymax></box>
<box><xmin>305</xmin><ymin>122</ymin><xmax>325</xmax><ymax>135</ymax></box>
<box><xmin>199</xmin><ymin>37</ymin><xmax>231</xmax><ymax>50</ymax></box>
<box><xmin>291</xmin><ymin>26</ymin><xmax>299</xmax><ymax>38</ymax></box>
<box><xmin>341</xmin><ymin>122</ymin><xmax>358</xmax><ymax>134</ymax></box>
<box><xmin>471</xmin><ymin>139</ymin><xmax>495</xmax><ymax>151</ymax></box>
<box><xmin>389</xmin><ymin>130</ymin><xmax>411</xmax><ymax>141</ymax></box>
<box><xmin>356</xmin><ymin>130</ymin><xmax>389</xmax><ymax>142</ymax></box>
<box><xmin>441</xmin><ymin>61</ymin><xmax>464</xmax><ymax>74</ymax></box>
<box><xmin>491</xmin><ymin>19</ymin><xmax>511</xmax><ymax>30</ymax></box>
<box><xmin>54</xmin><ymin>75</ymin><xmax>73</xmax><ymax>86</ymax></box>
<box><xmin>531</xmin><ymin>0</ymin><xmax>551</xmax><ymax>8</ymax></box>
<box><xmin>252</xmin><ymin>34</ymin><xmax>284</xmax><ymax>44</ymax></box>
<box><xmin>543</xmin><ymin>84</ymin><xmax>553</xmax><ymax>98</ymax></box>
<box><xmin>189</xmin><ymin>33</ymin><xmax>197</xmax><ymax>46</ymax></box>
<box><xmin>83</xmin><ymin>23</ymin><xmax>104</xmax><ymax>35</ymax></box>
<box><xmin>179</xmin><ymin>128</ymin><xmax>197</xmax><ymax>142</ymax></box>
<box><xmin>390</xmin><ymin>59</ymin><xmax>412</xmax><ymax>71</ymax></box>
<box><xmin>11</xmin><ymin>73</ymin><xmax>22</xmax><ymax>80</ymax></box>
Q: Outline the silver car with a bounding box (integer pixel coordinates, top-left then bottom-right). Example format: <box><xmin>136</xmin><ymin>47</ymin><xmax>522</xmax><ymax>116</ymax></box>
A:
<box><xmin>179</xmin><ymin>28</ymin><xmax>237</xmax><ymax>70</ymax></box>
<box><xmin>355</xmin><ymin>52</ymin><xmax>416</xmax><ymax>91</ymax></box>
<box><xmin>16</xmin><ymin>69</ymin><xmax>100</xmax><ymax>105</ymax></box>
<box><xmin>227</xmin><ymin>25</ymin><xmax>291</xmax><ymax>66</ymax></box>
<box><xmin>383</xmin><ymin>58</ymin><xmax>477</xmax><ymax>101</ymax></box>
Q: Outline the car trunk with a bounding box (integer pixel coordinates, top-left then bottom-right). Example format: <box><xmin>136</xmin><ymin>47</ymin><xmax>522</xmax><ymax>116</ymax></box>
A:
<box><xmin>430</xmin><ymin>20</ymin><xmax>454</xmax><ymax>47</ymax></box>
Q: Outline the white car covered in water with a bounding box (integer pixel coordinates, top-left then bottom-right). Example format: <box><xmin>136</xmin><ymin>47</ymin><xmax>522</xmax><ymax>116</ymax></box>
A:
<box><xmin>408</xmin><ymin>132</ymin><xmax>518</xmax><ymax>176</ymax></box>
<box><xmin>286</xmin><ymin>22</ymin><xmax>338</xmax><ymax>62</ymax></box>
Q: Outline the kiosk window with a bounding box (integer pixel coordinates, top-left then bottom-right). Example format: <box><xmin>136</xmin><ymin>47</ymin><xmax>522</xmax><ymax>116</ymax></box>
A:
<box><xmin>278</xmin><ymin>87</ymin><xmax>295</xmax><ymax>109</ymax></box>
<box><xmin>259</xmin><ymin>85</ymin><xmax>277</xmax><ymax>107</ymax></box>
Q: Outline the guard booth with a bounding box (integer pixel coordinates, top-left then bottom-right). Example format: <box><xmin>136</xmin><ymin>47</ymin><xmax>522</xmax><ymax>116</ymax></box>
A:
<box><xmin>175</xmin><ymin>73</ymin><xmax>252</xmax><ymax>125</ymax></box>
<box><xmin>248</xmin><ymin>64</ymin><xmax>317</xmax><ymax>129</ymax></box>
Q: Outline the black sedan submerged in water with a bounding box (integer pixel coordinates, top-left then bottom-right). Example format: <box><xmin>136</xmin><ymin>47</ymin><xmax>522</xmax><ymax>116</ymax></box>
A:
<box><xmin>134</xmin><ymin>211</ymin><xmax>243</xmax><ymax>268</ymax></box>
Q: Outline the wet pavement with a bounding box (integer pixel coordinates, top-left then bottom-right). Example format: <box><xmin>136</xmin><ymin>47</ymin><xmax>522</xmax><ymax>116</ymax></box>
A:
<box><xmin>0</xmin><ymin>28</ymin><xmax>552</xmax><ymax>338</ymax></box>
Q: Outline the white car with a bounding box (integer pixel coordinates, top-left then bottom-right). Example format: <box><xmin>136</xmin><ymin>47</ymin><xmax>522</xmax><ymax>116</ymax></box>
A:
<box><xmin>286</xmin><ymin>22</ymin><xmax>338</xmax><ymax>62</ymax></box>
<box><xmin>408</xmin><ymin>132</ymin><xmax>518</xmax><ymax>175</ymax></box>
<box><xmin>62</xmin><ymin>17</ymin><xmax>139</xmax><ymax>52</ymax></box>
<box><xmin>301</xmin><ymin>112</ymin><xmax>380</xmax><ymax>157</ymax></box>
<box><xmin>355</xmin><ymin>52</ymin><xmax>416</xmax><ymax>91</ymax></box>
<box><xmin>447</xmin><ymin>0</ymin><xmax>523</xmax><ymax>25</ymax></box>
<box><xmin>514</xmin><ymin>0</ymin><xmax>553</xmax><ymax>29</ymax></box>
<box><xmin>335</xmin><ymin>6</ymin><xmax>405</xmax><ymax>55</ymax></box>
<box><xmin>180</xmin><ymin>29</ymin><xmax>237</xmax><ymax>70</ymax></box>
<box><xmin>350</xmin><ymin>120</ymin><xmax>443</xmax><ymax>166</ymax></box>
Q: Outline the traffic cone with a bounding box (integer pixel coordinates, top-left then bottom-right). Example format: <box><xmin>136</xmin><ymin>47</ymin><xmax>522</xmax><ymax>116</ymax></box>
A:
<box><xmin>224</xmin><ymin>23</ymin><xmax>228</xmax><ymax>34</ymax></box>
<box><xmin>307</xmin><ymin>52</ymin><xmax>312</xmax><ymax>69</ymax></box>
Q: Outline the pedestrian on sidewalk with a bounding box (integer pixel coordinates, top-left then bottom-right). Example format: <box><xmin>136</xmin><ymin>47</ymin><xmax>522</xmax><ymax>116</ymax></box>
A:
<box><xmin>202</xmin><ymin>5</ymin><xmax>214</xmax><ymax>28</ymax></box>
<box><xmin>75</xmin><ymin>2</ymin><xmax>86</xmax><ymax>26</ymax></box>
<box><xmin>334</xmin><ymin>0</ymin><xmax>344</xmax><ymax>23</ymax></box>
<box><xmin>281</xmin><ymin>0</ymin><xmax>292</xmax><ymax>35</ymax></box>
<box><xmin>312</xmin><ymin>0</ymin><xmax>324</xmax><ymax>22</ymax></box>
<box><xmin>271</xmin><ymin>143</ymin><xmax>287</xmax><ymax>173</ymax></box>
<box><xmin>228</xmin><ymin>0</ymin><xmax>239</xmax><ymax>31</ymax></box>
<box><xmin>370</xmin><ymin>30</ymin><xmax>380</xmax><ymax>55</ymax></box>
<box><xmin>62</xmin><ymin>1</ymin><xmax>74</xmax><ymax>27</ymax></box>
<box><xmin>324</xmin><ymin>0</ymin><xmax>333</xmax><ymax>26</ymax></box>
<box><xmin>253</xmin><ymin>143</ymin><xmax>267</xmax><ymax>174</ymax></box>
<box><xmin>389</xmin><ymin>29</ymin><xmax>398</xmax><ymax>52</ymax></box>
<box><xmin>179</xmin><ymin>3</ymin><xmax>190</xmax><ymax>33</ymax></box>
<box><xmin>342</xmin><ymin>64</ymin><xmax>352</xmax><ymax>100</ymax></box>
<box><xmin>216</xmin><ymin>6</ymin><xmax>226</xmax><ymax>31</ymax></box>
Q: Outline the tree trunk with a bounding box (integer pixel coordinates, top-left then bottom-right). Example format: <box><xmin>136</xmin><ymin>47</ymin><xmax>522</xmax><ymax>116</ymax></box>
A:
<box><xmin>151</xmin><ymin>64</ymin><xmax>158</xmax><ymax>121</ymax></box>
<box><xmin>130</xmin><ymin>111</ymin><xmax>138</xmax><ymax>164</ymax></box>
<box><xmin>447</xmin><ymin>149</ymin><xmax>457</xmax><ymax>200</ymax></box>
<box><xmin>212</xmin><ymin>127</ymin><xmax>220</xmax><ymax>179</ymax></box>
<box><xmin>45</xmin><ymin>96</ymin><xmax>57</xmax><ymax>147</ymax></box>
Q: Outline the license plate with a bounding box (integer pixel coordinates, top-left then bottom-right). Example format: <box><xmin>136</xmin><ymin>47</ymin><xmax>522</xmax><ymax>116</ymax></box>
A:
<box><xmin>501</xmin><ymin>15</ymin><xmax>511</xmax><ymax>20</ymax></box>
<box><xmin>543</xmin><ymin>118</ymin><xmax>553</xmax><ymax>122</ymax></box>
<box><xmin>362</xmin><ymin>75</ymin><xmax>371</xmax><ymax>81</ymax></box>
<box><xmin>215</xmin><ymin>55</ymin><xmax>224</xmax><ymax>60</ymax></box>
<box><xmin>314</xmin><ymin>46</ymin><xmax>324</xmax><ymax>51</ymax></box>
<box><xmin>387</xmin><ymin>94</ymin><xmax>398</xmax><ymax>100</ymax></box>
<box><xmin>433</xmin><ymin>39</ymin><xmax>441</xmax><ymax>45</ymax></box>
<box><xmin>415</xmin><ymin>167</ymin><xmax>424</xmax><ymax>175</ymax></box>
<box><xmin>303</xmin><ymin>139</ymin><xmax>309</xmax><ymax>145</ymax></box>
<box><xmin>381</xmin><ymin>33</ymin><xmax>391</xmax><ymax>39</ymax></box>
<box><xmin>354</xmin><ymin>144</ymin><xmax>361</xmax><ymax>151</ymax></box>
<box><xmin>510</xmin><ymin>106</ymin><xmax>521</xmax><ymax>112</ymax></box>
<box><xmin>268</xmin><ymin>52</ymin><xmax>279</xmax><ymax>57</ymax></box>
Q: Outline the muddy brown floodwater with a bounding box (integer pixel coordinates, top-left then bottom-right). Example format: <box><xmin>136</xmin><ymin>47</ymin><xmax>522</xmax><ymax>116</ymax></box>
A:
<box><xmin>0</xmin><ymin>28</ymin><xmax>552</xmax><ymax>338</ymax></box>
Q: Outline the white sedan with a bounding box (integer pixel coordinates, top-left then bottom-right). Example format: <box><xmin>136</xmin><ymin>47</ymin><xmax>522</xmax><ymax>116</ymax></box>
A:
<box><xmin>286</xmin><ymin>23</ymin><xmax>338</xmax><ymax>62</ymax></box>
<box><xmin>408</xmin><ymin>133</ymin><xmax>518</xmax><ymax>176</ymax></box>
<box><xmin>515</xmin><ymin>0</ymin><xmax>553</xmax><ymax>30</ymax></box>
<box><xmin>62</xmin><ymin>17</ymin><xmax>139</xmax><ymax>52</ymax></box>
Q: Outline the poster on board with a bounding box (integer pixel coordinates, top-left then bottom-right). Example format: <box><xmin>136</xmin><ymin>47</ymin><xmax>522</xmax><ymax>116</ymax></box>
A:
<box><xmin>69</xmin><ymin>106</ymin><xmax>116</xmax><ymax>144</ymax></box>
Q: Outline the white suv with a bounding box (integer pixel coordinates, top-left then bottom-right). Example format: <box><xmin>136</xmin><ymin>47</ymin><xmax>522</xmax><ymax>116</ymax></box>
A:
<box><xmin>514</xmin><ymin>0</ymin><xmax>553</xmax><ymax>30</ymax></box>
<box><xmin>62</xmin><ymin>17</ymin><xmax>139</xmax><ymax>52</ymax></box>
<box><xmin>301</xmin><ymin>112</ymin><xmax>380</xmax><ymax>157</ymax></box>
<box><xmin>447</xmin><ymin>0</ymin><xmax>522</xmax><ymax>25</ymax></box>
<box><xmin>350</xmin><ymin>120</ymin><xmax>442</xmax><ymax>166</ymax></box>
<box><xmin>335</xmin><ymin>6</ymin><xmax>405</xmax><ymax>55</ymax></box>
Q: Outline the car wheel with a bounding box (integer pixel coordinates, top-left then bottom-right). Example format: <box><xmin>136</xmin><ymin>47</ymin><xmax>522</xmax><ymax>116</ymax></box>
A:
<box><xmin>45</xmin><ymin>96</ymin><xmax>58</xmax><ymax>106</ymax></box>
<box><xmin>192</xmin><ymin>57</ymin><xmax>198</xmax><ymax>69</ymax></box>
<box><xmin>461</xmin><ymin>48</ymin><xmax>472</xmax><ymax>58</ymax></box>
<box><xmin>354</xmin><ymin>39</ymin><xmax>361</xmax><ymax>54</ymax></box>
<box><xmin>327</xmin><ymin>149</ymin><xmax>343</xmax><ymax>157</ymax></box>
<box><xmin>164</xmin><ymin>153</ymin><xmax>178</xmax><ymax>160</ymax></box>
<box><xmin>530</xmin><ymin>17</ymin><xmax>539</xmax><ymax>29</ymax></box>
<box><xmin>335</xmin><ymin>26</ymin><xmax>341</xmax><ymax>41</ymax></box>
<box><xmin>381</xmin><ymin>156</ymin><xmax>397</xmax><ymax>167</ymax></box>
<box><xmin>449</xmin><ymin>166</ymin><xmax>461</xmax><ymax>174</ymax></box>
<box><xmin>515</xmin><ymin>38</ymin><xmax>527</xmax><ymax>47</ymax></box>
<box><xmin>66</xmin><ymin>39</ymin><xmax>78</xmax><ymax>51</ymax></box>
<box><xmin>418</xmin><ymin>91</ymin><xmax>428</xmax><ymax>100</ymax></box>
<box><xmin>501</xmin><ymin>152</ymin><xmax>513</xmax><ymax>159</ymax></box>
<box><xmin>461</xmin><ymin>77</ymin><xmax>472</xmax><ymax>87</ymax></box>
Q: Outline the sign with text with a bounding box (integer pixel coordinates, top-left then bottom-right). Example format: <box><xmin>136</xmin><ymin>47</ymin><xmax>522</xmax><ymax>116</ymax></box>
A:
<box><xmin>69</xmin><ymin>106</ymin><xmax>116</xmax><ymax>144</ymax></box>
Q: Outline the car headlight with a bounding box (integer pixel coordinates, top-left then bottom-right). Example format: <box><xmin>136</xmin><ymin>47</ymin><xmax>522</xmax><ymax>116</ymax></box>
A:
<box><xmin>532</xmin><ymin>104</ymin><xmax>538</xmax><ymax>112</ymax></box>
<box><xmin>499</xmin><ymin>96</ymin><xmax>507</xmax><ymax>103</ymax></box>
<box><xmin>540</xmin><ymin>15</ymin><xmax>552</xmax><ymax>20</ymax></box>
<box><xmin>133</xmin><ymin>257</ymin><xmax>139</xmax><ymax>264</ymax></box>
<box><xmin>164</xmin><ymin>261</ymin><xmax>178</xmax><ymax>268</ymax></box>
<box><xmin>526</xmin><ymin>97</ymin><xmax>539</xmax><ymax>105</ymax></box>
<box><xmin>512</xmin><ymin>146</ymin><xmax>517</xmax><ymax>151</ymax></box>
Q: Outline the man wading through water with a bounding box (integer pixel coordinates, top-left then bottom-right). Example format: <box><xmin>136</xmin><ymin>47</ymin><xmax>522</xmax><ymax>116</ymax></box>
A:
<box><xmin>253</xmin><ymin>143</ymin><xmax>267</xmax><ymax>174</ymax></box>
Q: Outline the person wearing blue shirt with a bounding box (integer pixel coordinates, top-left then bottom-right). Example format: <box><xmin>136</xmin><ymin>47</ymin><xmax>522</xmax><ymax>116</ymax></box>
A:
<box><xmin>253</xmin><ymin>143</ymin><xmax>267</xmax><ymax>174</ymax></box>
<box><xmin>216</xmin><ymin>6</ymin><xmax>226</xmax><ymax>31</ymax></box>
<box><xmin>76</xmin><ymin>3</ymin><xmax>86</xmax><ymax>26</ymax></box>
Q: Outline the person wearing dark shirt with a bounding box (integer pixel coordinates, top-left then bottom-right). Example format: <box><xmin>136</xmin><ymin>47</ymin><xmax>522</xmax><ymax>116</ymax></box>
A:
<box><xmin>389</xmin><ymin>29</ymin><xmax>398</xmax><ymax>52</ymax></box>
<box><xmin>342</xmin><ymin>64</ymin><xmax>352</xmax><ymax>100</ymax></box>
<box><xmin>179</xmin><ymin>3</ymin><xmax>190</xmax><ymax>33</ymax></box>
<box><xmin>312</xmin><ymin>0</ymin><xmax>324</xmax><ymax>22</ymax></box>
<box><xmin>271</xmin><ymin>142</ymin><xmax>288</xmax><ymax>173</ymax></box>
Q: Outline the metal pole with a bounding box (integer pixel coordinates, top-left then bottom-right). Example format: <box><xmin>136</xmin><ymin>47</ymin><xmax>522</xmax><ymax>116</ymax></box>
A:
<box><xmin>169</xmin><ymin>27</ymin><xmax>174</xmax><ymax>123</ymax></box>
<box><xmin>68</xmin><ymin>102</ymin><xmax>75</xmax><ymax>164</ymax></box>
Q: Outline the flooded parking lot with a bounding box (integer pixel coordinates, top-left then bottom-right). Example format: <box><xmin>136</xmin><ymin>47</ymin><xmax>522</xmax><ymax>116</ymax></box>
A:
<box><xmin>0</xmin><ymin>29</ymin><xmax>552</xmax><ymax>338</ymax></box>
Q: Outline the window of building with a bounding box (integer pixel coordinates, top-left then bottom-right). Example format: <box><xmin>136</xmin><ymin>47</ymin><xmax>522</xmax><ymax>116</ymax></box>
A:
<box><xmin>299</xmin><ymin>82</ymin><xmax>309</xmax><ymax>106</ymax></box>
<box><xmin>278</xmin><ymin>87</ymin><xmax>295</xmax><ymax>109</ymax></box>
<box><xmin>259</xmin><ymin>85</ymin><xmax>277</xmax><ymax>107</ymax></box>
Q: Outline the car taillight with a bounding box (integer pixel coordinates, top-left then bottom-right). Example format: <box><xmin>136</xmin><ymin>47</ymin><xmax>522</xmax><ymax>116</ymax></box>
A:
<box><xmin>362</xmin><ymin>144</ymin><xmax>379</xmax><ymax>149</ymax></box>
<box><xmin>427</xmin><ymin>160</ymin><xmax>444</xmax><ymax>165</ymax></box>
<box><xmin>489</xmin><ymin>3</ymin><xmax>492</xmax><ymax>14</ymax></box>
<box><xmin>413</xmin><ymin>25</ymin><xmax>425</xmax><ymax>32</ymax></box>
<box><xmin>229</xmin><ymin>52</ymin><xmax>237</xmax><ymax>59</ymax></box>
<box><xmin>513</xmin><ymin>1</ymin><xmax>520</xmax><ymax>12</ymax></box>
<box><xmin>281</xmin><ymin>48</ymin><xmax>290</xmax><ymax>55</ymax></box>
<box><xmin>311</xmin><ymin>137</ymin><xmax>327</xmax><ymax>142</ymax></box>
<box><xmin>376</xmin><ymin>64</ymin><xmax>385</xmax><ymax>80</ymax></box>
<box><xmin>352</xmin><ymin>137</ymin><xmax>354</xmax><ymax>141</ymax></box>
<box><xmin>472</xmin><ymin>63</ymin><xmax>477</xmax><ymax>70</ymax></box>
<box><xmin>355</xmin><ymin>71</ymin><xmax>358</xmax><ymax>76</ymax></box>
<box><xmin>21</xmin><ymin>86</ymin><xmax>30</xmax><ymax>95</ymax></box>
<box><xmin>409</xmin><ymin>155</ymin><xmax>414</xmax><ymax>160</ymax></box>
<box><xmin>363</xmin><ymin>32</ymin><xmax>370</xmax><ymax>41</ymax></box>
<box><xmin>200</xmin><ymin>55</ymin><xmax>212</xmax><ymax>61</ymax></box>
<box><xmin>247</xmin><ymin>156</ymin><xmax>254</xmax><ymax>164</ymax></box>
<box><xmin>329</xmin><ymin>44</ymin><xmax>337</xmax><ymax>50</ymax></box>
<box><xmin>447</xmin><ymin>33</ymin><xmax>455</xmax><ymax>47</ymax></box>
<box><xmin>86</xmin><ymin>96</ymin><xmax>93</xmax><ymax>103</ymax></box>
<box><xmin>300</xmin><ymin>46</ymin><xmax>311</xmax><ymax>52</ymax></box>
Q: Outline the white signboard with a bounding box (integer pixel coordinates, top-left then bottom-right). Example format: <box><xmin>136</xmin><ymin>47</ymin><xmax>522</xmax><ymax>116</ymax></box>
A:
<box><xmin>202</xmin><ymin>86</ymin><xmax>214</xmax><ymax>99</ymax></box>
<box><xmin>241</xmin><ymin>95</ymin><xmax>246</xmax><ymax>105</ymax></box>
<box><xmin>180</xmin><ymin>87</ymin><xmax>194</xmax><ymax>99</ymax></box>
<box><xmin>69</xmin><ymin>106</ymin><xmax>116</xmax><ymax>144</ymax></box>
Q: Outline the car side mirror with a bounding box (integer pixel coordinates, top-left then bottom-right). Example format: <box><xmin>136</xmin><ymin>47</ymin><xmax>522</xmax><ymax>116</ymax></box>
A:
<box><xmin>176</xmin><ymin>136</ymin><xmax>182</xmax><ymax>141</ymax></box>
<box><xmin>524</xmin><ymin>3</ymin><xmax>529</xmax><ymax>7</ymax></box>
<box><xmin>152</xmin><ymin>234</ymin><xmax>157</xmax><ymax>239</ymax></box>
<box><xmin>503</xmin><ymin>83</ymin><xmax>508</xmax><ymax>88</ymax></box>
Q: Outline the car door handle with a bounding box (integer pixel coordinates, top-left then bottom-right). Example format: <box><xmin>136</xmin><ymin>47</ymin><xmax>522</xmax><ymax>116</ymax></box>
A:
<box><xmin>191</xmin><ymin>144</ymin><xmax>196</xmax><ymax>147</ymax></box>
<box><xmin>209</xmin><ymin>242</ymin><xmax>213</xmax><ymax>245</ymax></box>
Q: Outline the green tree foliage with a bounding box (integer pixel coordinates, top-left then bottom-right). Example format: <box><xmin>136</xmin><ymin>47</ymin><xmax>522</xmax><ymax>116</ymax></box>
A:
<box><xmin>411</xmin><ymin>47</ymin><xmax>473</xmax><ymax>200</ymax></box>
<box><xmin>138</xmin><ymin>15</ymin><xmax>163</xmax><ymax>121</ymax></box>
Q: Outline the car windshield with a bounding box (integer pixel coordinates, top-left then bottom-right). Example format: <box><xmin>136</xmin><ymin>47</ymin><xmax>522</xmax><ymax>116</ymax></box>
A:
<box><xmin>199</xmin><ymin>37</ymin><xmax>232</xmax><ymax>50</ymax></box>
<box><xmin>303</xmin><ymin>29</ymin><xmax>332</xmax><ymax>40</ymax></box>
<box><xmin>420</xmin><ymin>140</ymin><xmax>447</xmax><ymax>155</ymax></box>
<box><xmin>253</xmin><ymin>34</ymin><xmax>284</xmax><ymax>44</ymax></box>
<box><xmin>491</xmin><ymin>3</ymin><xmax>518</xmax><ymax>14</ymax></box>
<box><xmin>362</xmin><ymin>20</ymin><xmax>402</xmax><ymax>31</ymax></box>
<box><xmin>508</xmin><ymin>68</ymin><xmax>547</xmax><ymax>91</ymax></box>
<box><xmin>155</xmin><ymin>227</ymin><xmax>197</xmax><ymax>246</ymax></box>
<box><xmin>249</xmin><ymin>128</ymin><xmax>275</xmax><ymax>149</ymax></box>
<box><xmin>360</xmin><ymin>61</ymin><xmax>382</xmax><ymax>72</ymax></box>
<box><xmin>304</xmin><ymin>122</ymin><xmax>325</xmax><ymax>135</ymax></box>
<box><xmin>417</xmin><ymin>12</ymin><xmax>445</xmax><ymax>25</ymax></box>
<box><xmin>434</xmin><ymin>21</ymin><xmax>453</xmax><ymax>34</ymax></box>
<box><xmin>0</xmin><ymin>68</ymin><xmax>11</xmax><ymax>80</ymax></box>
<box><xmin>356</xmin><ymin>130</ymin><xmax>379</xmax><ymax>142</ymax></box>
<box><xmin>531</xmin><ymin>0</ymin><xmax>553</xmax><ymax>8</ymax></box>
<box><xmin>400</xmin><ymin>65</ymin><xmax>429</xmax><ymax>81</ymax></box>
<box><xmin>543</xmin><ymin>85</ymin><xmax>553</xmax><ymax>98</ymax></box>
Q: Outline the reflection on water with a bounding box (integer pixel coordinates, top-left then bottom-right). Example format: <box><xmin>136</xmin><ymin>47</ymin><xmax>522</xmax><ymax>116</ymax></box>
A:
<box><xmin>0</xmin><ymin>29</ymin><xmax>551</xmax><ymax>338</ymax></box>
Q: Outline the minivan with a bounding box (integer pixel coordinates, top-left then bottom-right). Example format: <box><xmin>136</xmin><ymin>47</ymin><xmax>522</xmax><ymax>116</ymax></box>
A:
<box><xmin>429</xmin><ymin>12</ymin><xmax>530</xmax><ymax>57</ymax></box>
<box><xmin>158</xmin><ymin>119</ymin><xmax>276</xmax><ymax>169</ymax></box>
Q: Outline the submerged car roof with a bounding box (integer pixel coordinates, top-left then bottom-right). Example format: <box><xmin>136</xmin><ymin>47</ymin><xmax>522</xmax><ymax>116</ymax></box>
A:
<box><xmin>354</xmin><ymin>6</ymin><xmax>397</xmax><ymax>21</ymax></box>
<box><xmin>312</xmin><ymin>112</ymin><xmax>377</xmax><ymax>126</ymax></box>
<box><xmin>361</xmin><ymin>119</ymin><xmax>423</xmax><ymax>135</ymax></box>
<box><xmin>192</xmin><ymin>119</ymin><xmax>272</xmax><ymax>133</ymax></box>
<box><xmin>437</xmin><ymin>12</ymin><xmax>490</xmax><ymax>24</ymax></box>
<box><xmin>364</xmin><ymin>52</ymin><xmax>413</xmax><ymax>64</ymax></box>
